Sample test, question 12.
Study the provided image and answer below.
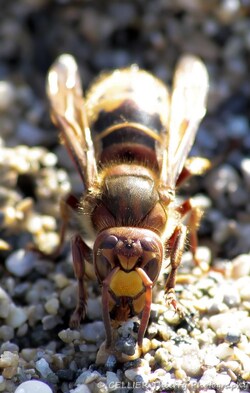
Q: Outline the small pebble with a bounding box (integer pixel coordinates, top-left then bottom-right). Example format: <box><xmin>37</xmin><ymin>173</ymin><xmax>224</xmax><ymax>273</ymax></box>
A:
<box><xmin>35</xmin><ymin>358</ymin><xmax>58</xmax><ymax>383</ymax></box>
<box><xmin>0</xmin><ymin>351</ymin><xmax>19</xmax><ymax>368</ymax></box>
<box><xmin>239</xmin><ymin>317</ymin><xmax>250</xmax><ymax>338</ymax></box>
<box><xmin>115</xmin><ymin>336</ymin><xmax>136</xmax><ymax>356</ymax></box>
<box><xmin>209</xmin><ymin>311</ymin><xmax>248</xmax><ymax>334</ymax></box>
<box><xmin>52</xmin><ymin>273</ymin><xmax>70</xmax><ymax>289</ymax></box>
<box><xmin>42</xmin><ymin>315</ymin><xmax>62</xmax><ymax>330</ymax></box>
<box><xmin>203</xmin><ymin>353</ymin><xmax>220</xmax><ymax>367</ymax></box>
<box><xmin>14</xmin><ymin>381</ymin><xmax>53</xmax><ymax>393</ymax></box>
<box><xmin>106</xmin><ymin>371</ymin><xmax>120</xmax><ymax>391</ymax></box>
<box><xmin>0</xmin><ymin>287</ymin><xmax>11</xmax><ymax>319</ymax></box>
<box><xmin>213</xmin><ymin>372</ymin><xmax>231</xmax><ymax>388</ymax></box>
<box><xmin>20</xmin><ymin>348</ymin><xmax>37</xmax><ymax>362</ymax></box>
<box><xmin>234</xmin><ymin>347</ymin><xmax>250</xmax><ymax>372</ymax></box>
<box><xmin>6</xmin><ymin>304</ymin><xmax>27</xmax><ymax>328</ymax></box>
<box><xmin>44</xmin><ymin>298</ymin><xmax>59</xmax><ymax>315</ymax></box>
<box><xmin>105</xmin><ymin>355</ymin><xmax>117</xmax><ymax>370</ymax></box>
<box><xmin>60</xmin><ymin>284</ymin><xmax>77</xmax><ymax>310</ymax></box>
<box><xmin>0</xmin><ymin>81</ymin><xmax>15</xmax><ymax>111</ymax></box>
<box><xmin>231</xmin><ymin>254</ymin><xmax>250</xmax><ymax>279</ymax></box>
<box><xmin>0</xmin><ymin>325</ymin><xmax>14</xmax><ymax>341</ymax></box>
<box><xmin>1</xmin><ymin>342</ymin><xmax>19</xmax><ymax>353</ymax></box>
<box><xmin>5</xmin><ymin>249</ymin><xmax>35</xmax><ymax>277</ymax></box>
<box><xmin>181</xmin><ymin>352</ymin><xmax>202</xmax><ymax>377</ymax></box>
<box><xmin>16</xmin><ymin>323</ymin><xmax>28</xmax><ymax>337</ymax></box>
<box><xmin>238</xmin><ymin>278</ymin><xmax>250</xmax><ymax>301</ymax></box>
<box><xmin>223</xmin><ymin>293</ymin><xmax>240</xmax><ymax>308</ymax></box>
<box><xmin>215</xmin><ymin>343</ymin><xmax>234</xmax><ymax>360</ymax></box>
<box><xmin>76</xmin><ymin>370</ymin><xmax>101</xmax><ymax>384</ymax></box>
<box><xmin>125</xmin><ymin>367</ymin><xmax>149</xmax><ymax>384</ymax></box>
<box><xmin>241</xmin><ymin>158</ymin><xmax>250</xmax><ymax>189</ymax></box>
<box><xmin>58</xmin><ymin>328</ymin><xmax>81</xmax><ymax>344</ymax></box>
<box><xmin>80</xmin><ymin>321</ymin><xmax>106</xmax><ymax>343</ymax></box>
<box><xmin>225</xmin><ymin>329</ymin><xmax>241</xmax><ymax>344</ymax></box>
<box><xmin>205</xmin><ymin>164</ymin><xmax>240</xmax><ymax>200</ymax></box>
<box><xmin>86</xmin><ymin>297</ymin><xmax>102</xmax><ymax>320</ymax></box>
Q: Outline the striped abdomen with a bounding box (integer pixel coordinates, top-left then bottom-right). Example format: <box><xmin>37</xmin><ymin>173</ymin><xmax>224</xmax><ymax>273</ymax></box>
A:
<box><xmin>85</xmin><ymin>66</ymin><xmax>169</xmax><ymax>168</ymax></box>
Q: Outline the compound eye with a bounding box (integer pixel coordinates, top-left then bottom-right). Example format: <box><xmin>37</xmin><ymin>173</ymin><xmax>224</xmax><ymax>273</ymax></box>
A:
<box><xmin>144</xmin><ymin>258</ymin><xmax>160</xmax><ymax>282</ymax></box>
<box><xmin>140</xmin><ymin>237</ymin><xmax>157</xmax><ymax>252</ymax></box>
<box><xmin>101</xmin><ymin>235</ymin><xmax>118</xmax><ymax>249</ymax></box>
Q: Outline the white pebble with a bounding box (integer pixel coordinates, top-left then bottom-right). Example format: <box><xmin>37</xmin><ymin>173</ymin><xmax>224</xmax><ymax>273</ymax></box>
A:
<box><xmin>106</xmin><ymin>371</ymin><xmax>120</xmax><ymax>391</ymax></box>
<box><xmin>26</xmin><ymin>216</ymin><xmax>43</xmax><ymax>234</ymax></box>
<box><xmin>231</xmin><ymin>254</ymin><xmax>250</xmax><ymax>278</ymax></box>
<box><xmin>86</xmin><ymin>297</ymin><xmax>102</xmax><ymax>320</ymax></box>
<box><xmin>53</xmin><ymin>273</ymin><xmax>69</xmax><ymax>289</ymax></box>
<box><xmin>5</xmin><ymin>249</ymin><xmax>35</xmax><ymax>277</ymax></box>
<box><xmin>0</xmin><ymin>325</ymin><xmax>14</xmax><ymax>341</ymax></box>
<box><xmin>76</xmin><ymin>370</ymin><xmax>101</xmax><ymax>386</ymax></box>
<box><xmin>215</xmin><ymin>343</ymin><xmax>234</xmax><ymax>360</ymax></box>
<box><xmin>125</xmin><ymin>366</ymin><xmax>149</xmax><ymax>383</ymax></box>
<box><xmin>35</xmin><ymin>358</ymin><xmax>58</xmax><ymax>383</ymax></box>
<box><xmin>234</xmin><ymin>347</ymin><xmax>250</xmax><ymax>372</ymax></box>
<box><xmin>195</xmin><ymin>246</ymin><xmax>212</xmax><ymax>265</ymax></box>
<box><xmin>41</xmin><ymin>152</ymin><xmax>58</xmax><ymax>167</ymax></box>
<box><xmin>0</xmin><ymin>351</ymin><xmax>19</xmax><ymax>368</ymax></box>
<box><xmin>203</xmin><ymin>353</ymin><xmax>220</xmax><ymax>367</ymax></box>
<box><xmin>241</xmin><ymin>158</ymin><xmax>250</xmax><ymax>189</ymax></box>
<box><xmin>0</xmin><ymin>81</ymin><xmax>15</xmax><ymax>111</ymax></box>
<box><xmin>239</xmin><ymin>281</ymin><xmax>250</xmax><ymax>301</ymax></box>
<box><xmin>199</xmin><ymin>367</ymin><xmax>217</xmax><ymax>388</ymax></box>
<box><xmin>45</xmin><ymin>298</ymin><xmax>59</xmax><ymax>315</ymax></box>
<box><xmin>181</xmin><ymin>353</ymin><xmax>201</xmax><ymax>377</ymax></box>
<box><xmin>209</xmin><ymin>311</ymin><xmax>248</xmax><ymax>333</ymax></box>
<box><xmin>0</xmin><ymin>287</ymin><xmax>11</xmax><ymax>318</ymax></box>
<box><xmin>80</xmin><ymin>321</ymin><xmax>106</xmax><ymax>343</ymax></box>
<box><xmin>6</xmin><ymin>304</ymin><xmax>27</xmax><ymax>328</ymax></box>
<box><xmin>58</xmin><ymin>328</ymin><xmax>80</xmax><ymax>344</ymax></box>
<box><xmin>213</xmin><ymin>373</ymin><xmax>231</xmax><ymax>388</ymax></box>
<box><xmin>14</xmin><ymin>380</ymin><xmax>53</xmax><ymax>393</ymax></box>
<box><xmin>239</xmin><ymin>317</ymin><xmax>250</xmax><ymax>338</ymax></box>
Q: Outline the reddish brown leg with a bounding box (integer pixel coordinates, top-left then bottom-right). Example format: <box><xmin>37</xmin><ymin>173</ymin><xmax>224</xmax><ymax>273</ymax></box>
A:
<box><xmin>102</xmin><ymin>267</ymin><xmax>120</xmax><ymax>348</ymax></box>
<box><xmin>136</xmin><ymin>267</ymin><xmax>153</xmax><ymax>347</ymax></box>
<box><xmin>165</xmin><ymin>224</ymin><xmax>187</xmax><ymax>312</ymax></box>
<box><xmin>176</xmin><ymin>166</ymin><xmax>193</xmax><ymax>187</ymax></box>
<box><xmin>176</xmin><ymin>199</ymin><xmax>203</xmax><ymax>265</ymax></box>
<box><xmin>70</xmin><ymin>234</ymin><xmax>93</xmax><ymax>328</ymax></box>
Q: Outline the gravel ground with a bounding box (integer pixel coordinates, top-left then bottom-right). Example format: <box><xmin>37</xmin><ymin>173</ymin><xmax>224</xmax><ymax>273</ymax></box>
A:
<box><xmin>0</xmin><ymin>1</ymin><xmax>250</xmax><ymax>392</ymax></box>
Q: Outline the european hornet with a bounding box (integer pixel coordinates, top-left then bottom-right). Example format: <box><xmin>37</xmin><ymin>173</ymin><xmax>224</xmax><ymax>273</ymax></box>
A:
<box><xmin>46</xmin><ymin>54</ymin><xmax>209</xmax><ymax>348</ymax></box>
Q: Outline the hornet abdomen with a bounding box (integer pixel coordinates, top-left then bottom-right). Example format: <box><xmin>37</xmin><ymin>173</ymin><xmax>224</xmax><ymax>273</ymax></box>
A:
<box><xmin>85</xmin><ymin>66</ymin><xmax>169</xmax><ymax>168</ymax></box>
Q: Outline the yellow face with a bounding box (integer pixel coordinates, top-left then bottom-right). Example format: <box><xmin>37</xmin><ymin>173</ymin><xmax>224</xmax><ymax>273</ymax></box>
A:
<box><xmin>109</xmin><ymin>270</ymin><xmax>146</xmax><ymax>320</ymax></box>
<box><xmin>110</xmin><ymin>270</ymin><xmax>144</xmax><ymax>297</ymax></box>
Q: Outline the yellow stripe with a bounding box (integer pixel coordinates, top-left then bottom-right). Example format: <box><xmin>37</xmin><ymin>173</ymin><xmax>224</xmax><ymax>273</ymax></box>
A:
<box><xmin>94</xmin><ymin>122</ymin><xmax>163</xmax><ymax>143</ymax></box>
